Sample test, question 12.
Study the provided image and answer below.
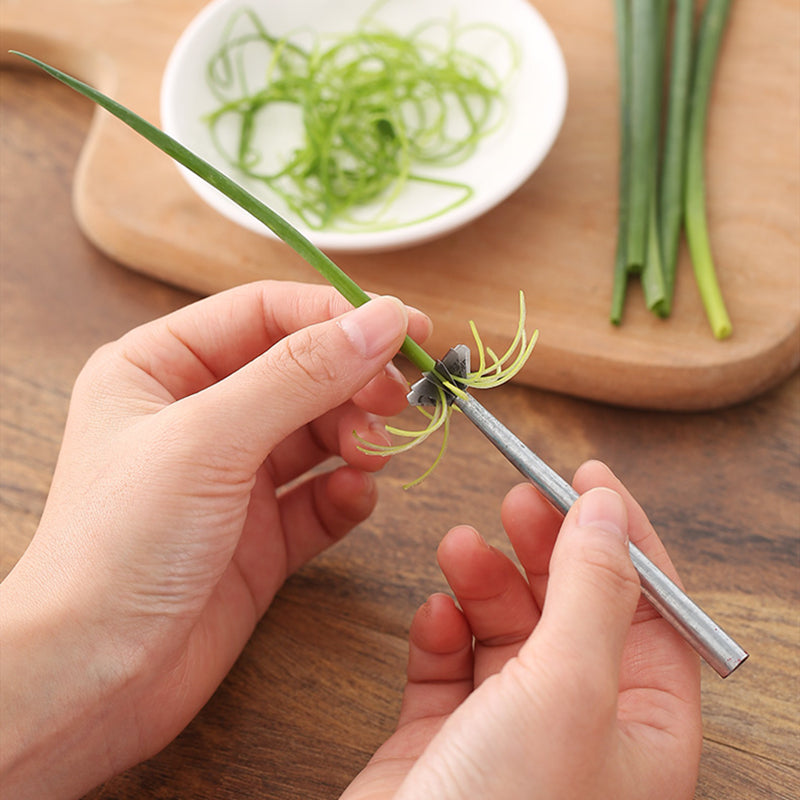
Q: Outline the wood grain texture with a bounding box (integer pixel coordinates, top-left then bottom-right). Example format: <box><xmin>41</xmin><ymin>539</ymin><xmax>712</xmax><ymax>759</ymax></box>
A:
<box><xmin>2</xmin><ymin>69</ymin><xmax>798</xmax><ymax>799</ymax></box>
<box><xmin>1</xmin><ymin>0</ymin><xmax>798</xmax><ymax>410</ymax></box>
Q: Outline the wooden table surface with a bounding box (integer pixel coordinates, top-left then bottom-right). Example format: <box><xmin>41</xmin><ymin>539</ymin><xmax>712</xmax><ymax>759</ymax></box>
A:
<box><xmin>1</xmin><ymin>68</ymin><xmax>798</xmax><ymax>800</ymax></box>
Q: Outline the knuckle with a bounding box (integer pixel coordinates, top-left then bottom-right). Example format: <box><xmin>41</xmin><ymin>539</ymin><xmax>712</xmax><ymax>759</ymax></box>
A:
<box><xmin>580</xmin><ymin>539</ymin><xmax>640</xmax><ymax>597</ymax></box>
<box><xmin>80</xmin><ymin>341</ymin><xmax>117</xmax><ymax>378</ymax></box>
<box><xmin>73</xmin><ymin>342</ymin><xmax>124</xmax><ymax>399</ymax></box>
<box><xmin>274</xmin><ymin>328</ymin><xmax>340</xmax><ymax>388</ymax></box>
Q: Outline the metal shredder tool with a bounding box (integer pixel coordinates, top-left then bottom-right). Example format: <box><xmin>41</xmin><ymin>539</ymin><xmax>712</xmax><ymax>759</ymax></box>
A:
<box><xmin>408</xmin><ymin>346</ymin><xmax>749</xmax><ymax>679</ymax></box>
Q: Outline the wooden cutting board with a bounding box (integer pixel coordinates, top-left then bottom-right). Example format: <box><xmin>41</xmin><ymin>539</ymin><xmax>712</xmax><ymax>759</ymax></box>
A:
<box><xmin>2</xmin><ymin>0</ymin><xmax>798</xmax><ymax>410</ymax></box>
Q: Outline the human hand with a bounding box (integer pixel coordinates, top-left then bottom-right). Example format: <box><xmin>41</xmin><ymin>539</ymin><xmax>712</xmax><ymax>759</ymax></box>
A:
<box><xmin>343</xmin><ymin>460</ymin><xmax>703</xmax><ymax>800</ymax></box>
<box><xmin>0</xmin><ymin>280</ymin><xmax>431</xmax><ymax>799</ymax></box>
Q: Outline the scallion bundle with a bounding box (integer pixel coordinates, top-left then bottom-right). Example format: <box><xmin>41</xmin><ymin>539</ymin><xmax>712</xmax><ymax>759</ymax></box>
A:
<box><xmin>611</xmin><ymin>0</ymin><xmax>733</xmax><ymax>339</ymax></box>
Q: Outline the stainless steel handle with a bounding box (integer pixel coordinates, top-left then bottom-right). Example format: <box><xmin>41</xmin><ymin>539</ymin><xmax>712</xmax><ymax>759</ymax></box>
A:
<box><xmin>454</xmin><ymin>392</ymin><xmax>748</xmax><ymax>678</ymax></box>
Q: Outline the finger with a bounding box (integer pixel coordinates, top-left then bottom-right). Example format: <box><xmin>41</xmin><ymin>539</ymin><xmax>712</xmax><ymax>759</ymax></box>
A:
<box><xmin>573</xmin><ymin>460</ymin><xmax>682</xmax><ymax>587</ymax></box>
<box><xmin>398</xmin><ymin>593</ymin><xmax>474</xmax><ymax>727</ymax></box>
<box><xmin>500</xmin><ymin>482</ymin><xmax>564</xmax><ymax>609</ymax></box>
<box><xmin>437</xmin><ymin>525</ymin><xmax>539</xmax><ymax>684</ymax></box>
<box><xmin>265</xmin><ymin>404</ymin><xmax>392</xmax><ymax>487</ymax></box>
<box><xmin>351</xmin><ymin>361</ymin><xmax>412</xmax><ymax>417</ymax></box>
<box><xmin>277</xmin><ymin>465</ymin><xmax>378</xmax><ymax>577</ymax></box>
<box><xmin>528</xmin><ymin>487</ymin><xmax>640</xmax><ymax>697</ymax></box>
<box><xmin>339</xmin><ymin>594</ymin><xmax>473</xmax><ymax>799</ymax></box>
<box><xmin>112</xmin><ymin>281</ymin><xmax>432</xmax><ymax>402</ymax></box>
<box><xmin>572</xmin><ymin>461</ymin><xmax>701</xmax><ymax>700</ymax></box>
<box><xmin>173</xmin><ymin>295</ymin><xmax>411</xmax><ymax>473</ymax></box>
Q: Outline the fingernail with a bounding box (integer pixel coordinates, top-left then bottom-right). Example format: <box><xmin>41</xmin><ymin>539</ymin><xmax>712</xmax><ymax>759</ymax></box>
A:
<box><xmin>409</xmin><ymin>307</ymin><xmax>434</xmax><ymax>341</ymax></box>
<box><xmin>365</xmin><ymin>419</ymin><xmax>392</xmax><ymax>448</ymax></box>
<box><xmin>338</xmin><ymin>297</ymin><xmax>407</xmax><ymax>358</ymax></box>
<box><xmin>384</xmin><ymin>361</ymin><xmax>408</xmax><ymax>388</ymax></box>
<box><xmin>468</xmin><ymin>527</ymin><xmax>492</xmax><ymax>550</ymax></box>
<box><xmin>577</xmin><ymin>488</ymin><xmax>628</xmax><ymax>544</ymax></box>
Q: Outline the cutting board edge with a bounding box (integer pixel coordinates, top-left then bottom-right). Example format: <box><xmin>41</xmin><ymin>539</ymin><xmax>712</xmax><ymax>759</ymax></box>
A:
<box><xmin>72</xmin><ymin>171</ymin><xmax>800</xmax><ymax>412</ymax></box>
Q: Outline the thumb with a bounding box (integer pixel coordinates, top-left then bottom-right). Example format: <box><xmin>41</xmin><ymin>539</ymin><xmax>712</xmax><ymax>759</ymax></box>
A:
<box><xmin>176</xmin><ymin>295</ymin><xmax>410</xmax><ymax>467</ymax></box>
<box><xmin>534</xmin><ymin>487</ymin><xmax>641</xmax><ymax>682</ymax></box>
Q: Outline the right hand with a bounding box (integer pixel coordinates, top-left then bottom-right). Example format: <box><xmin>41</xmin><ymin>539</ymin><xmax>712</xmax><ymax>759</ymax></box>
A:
<box><xmin>343</xmin><ymin>460</ymin><xmax>703</xmax><ymax>800</ymax></box>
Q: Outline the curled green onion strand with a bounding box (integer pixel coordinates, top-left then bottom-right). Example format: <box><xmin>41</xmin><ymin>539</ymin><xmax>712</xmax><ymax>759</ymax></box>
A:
<box><xmin>359</xmin><ymin>292</ymin><xmax>537</xmax><ymax>487</ymax></box>
<box><xmin>355</xmin><ymin>382</ymin><xmax>452</xmax><ymax>489</ymax></box>
<box><xmin>204</xmin><ymin>6</ymin><xmax>517</xmax><ymax>230</ymax></box>
<box><xmin>458</xmin><ymin>290</ymin><xmax>538</xmax><ymax>390</ymax></box>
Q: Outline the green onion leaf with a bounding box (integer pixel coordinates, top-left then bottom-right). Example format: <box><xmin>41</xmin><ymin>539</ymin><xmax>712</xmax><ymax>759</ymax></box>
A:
<box><xmin>11</xmin><ymin>50</ymin><xmax>438</xmax><ymax>369</ymax></box>
<box><xmin>13</xmin><ymin>50</ymin><xmax>539</xmax><ymax>485</ymax></box>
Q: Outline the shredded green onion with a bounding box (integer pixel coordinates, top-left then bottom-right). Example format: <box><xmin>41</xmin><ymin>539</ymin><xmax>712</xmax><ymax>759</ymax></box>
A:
<box><xmin>358</xmin><ymin>291</ymin><xmax>537</xmax><ymax>487</ymax></box>
<box><xmin>459</xmin><ymin>291</ymin><xmax>537</xmax><ymax>390</ymax></box>
<box><xmin>203</xmin><ymin>6</ymin><xmax>516</xmax><ymax>230</ymax></box>
<box><xmin>355</xmin><ymin>382</ymin><xmax>452</xmax><ymax>489</ymax></box>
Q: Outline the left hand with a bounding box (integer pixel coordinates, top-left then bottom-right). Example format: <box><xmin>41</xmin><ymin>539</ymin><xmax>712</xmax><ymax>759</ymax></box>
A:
<box><xmin>0</xmin><ymin>280</ymin><xmax>431</xmax><ymax>800</ymax></box>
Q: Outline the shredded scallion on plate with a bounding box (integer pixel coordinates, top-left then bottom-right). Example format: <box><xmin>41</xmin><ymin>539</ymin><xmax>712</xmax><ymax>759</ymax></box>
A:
<box><xmin>204</xmin><ymin>6</ymin><xmax>517</xmax><ymax>231</ymax></box>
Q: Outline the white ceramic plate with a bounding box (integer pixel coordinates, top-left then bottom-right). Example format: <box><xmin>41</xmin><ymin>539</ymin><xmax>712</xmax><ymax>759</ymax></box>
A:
<box><xmin>160</xmin><ymin>0</ymin><xmax>567</xmax><ymax>252</ymax></box>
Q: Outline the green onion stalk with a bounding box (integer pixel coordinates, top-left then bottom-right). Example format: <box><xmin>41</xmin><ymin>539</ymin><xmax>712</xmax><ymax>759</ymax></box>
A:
<box><xmin>610</xmin><ymin>0</ymin><xmax>631</xmax><ymax>325</ymax></box>
<box><xmin>658</xmin><ymin>0</ymin><xmax>694</xmax><ymax>314</ymax></box>
<box><xmin>611</xmin><ymin>0</ymin><xmax>733</xmax><ymax>338</ymax></box>
<box><xmin>12</xmin><ymin>53</ymin><xmax>437</xmax><ymax>372</ymax></box>
<box><xmin>614</xmin><ymin>0</ymin><xmax>669</xmax><ymax>318</ymax></box>
<box><xmin>638</xmin><ymin>0</ymin><xmax>669</xmax><ymax>315</ymax></box>
<box><xmin>624</xmin><ymin>1</ymin><xmax>665</xmax><ymax>277</ymax></box>
<box><xmin>684</xmin><ymin>0</ymin><xmax>733</xmax><ymax>339</ymax></box>
<box><xmin>12</xmin><ymin>52</ymin><xmax>537</xmax><ymax>484</ymax></box>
